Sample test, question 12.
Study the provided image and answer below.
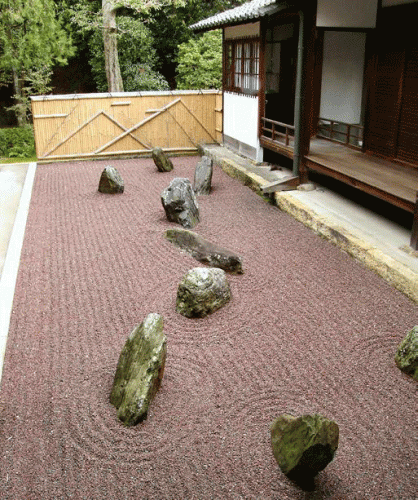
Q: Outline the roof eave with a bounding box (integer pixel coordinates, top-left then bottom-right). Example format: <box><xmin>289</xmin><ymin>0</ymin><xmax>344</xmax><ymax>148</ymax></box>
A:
<box><xmin>190</xmin><ymin>2</ymin><xmax>292</xmax><ymax>33</ymax></box>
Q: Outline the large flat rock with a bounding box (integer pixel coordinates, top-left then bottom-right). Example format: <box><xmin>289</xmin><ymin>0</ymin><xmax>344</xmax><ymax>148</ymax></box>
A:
<box><xmin>165</xmin><ymin>228</ymin><xmax>243</xmax><ymax>274</ymax></box>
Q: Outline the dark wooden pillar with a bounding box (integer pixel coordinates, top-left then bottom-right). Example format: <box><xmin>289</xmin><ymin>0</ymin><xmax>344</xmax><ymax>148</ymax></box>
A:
<box><xmin>258</xmin><ymin>19</ymin><xmax>267</xmax><ymax>144</ymax></box>
<box><xmin>410</xmin><ymin>192</ymin><xmax>418</xmax><ymax>250</ymax></box>
<box><xmin>299</xmin><ymin>1</ymin><xmax>318</xmax><ymax>184</ymax></box>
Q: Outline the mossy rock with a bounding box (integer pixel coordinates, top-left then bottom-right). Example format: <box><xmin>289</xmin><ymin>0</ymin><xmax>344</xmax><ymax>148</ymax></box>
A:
<box><xmin>395</xmin><ymin>326</ymin><xmax>418</xmax><ymax>381</ymax></box>
<box><xmin>176</xmin><ymin>267</ymin><xmax>231</xmax><ymax>318</ymax></box>
<box><xmin>110</xmin><ymin>313</ymin><xmax>166</xmax><ymax>426</ymax></box>
<box><xmin>98</xmin><ymin>166</ymin><xmax>124</xmax><ymax>194</ymax></box>
<box><xmin>270</xmin><ymin>414</ymin><xmax>339</xmax><ymax>480</ymax></box>
<box><xmin>165</xmin><ymin>228</ymin><xmax>243</xmax><ymax>274</ymax></box>
<box><xmin>152</xmin><ymin>147</ymin><xmax>174</xmax><ymax>172</ymax></box>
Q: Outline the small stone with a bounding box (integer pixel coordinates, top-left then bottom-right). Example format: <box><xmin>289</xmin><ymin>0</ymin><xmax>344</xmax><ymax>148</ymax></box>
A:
<box><xmin>165</xmin><ymin>228</ymin><xmax>243</xmax><ymax>274</ymax></box>
<box><xmin>194</xmin><ymin>156</ymin><xmax>213</xmax><ymax>195</ymax></box>
<box><xmin>395</xmin><ymin>326</ymin><xmax>418</xmax><ymax>380</ymax></box>
<box><xmin>297</xmin><ymin>183</ymin><xmax>316</xmax><ymax>192</ymax></box>
<box><xmin>98</xmin><ymin>166</ymin><xmax>124</xmax><ymax>194</ymax></box>
<box><xmin>176</xmin><ymin>267</ymin><xmax>231</xmax><ymax>318</ymax></box>
<box><xmin>110</xmin><ymin>313</ymin><xmax>166</xmax><ymax>426</ymax></box>
<box><xmin>152</xmin><ymin>147</ymin><xmax>174</xmax><ymax>172</ymax></box>
<box><xmin>161</xmin><ymin>178</ymin><xmax>200</xmax><ymax>229</ymax></box>
<box><xmin>270</xmin><ymin>414</ymin><xmax>339</xmax><ymax>483</ymax></box>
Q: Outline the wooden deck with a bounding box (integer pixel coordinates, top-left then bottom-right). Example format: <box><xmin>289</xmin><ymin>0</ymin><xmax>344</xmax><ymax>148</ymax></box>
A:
<box><xmin>261</xmin><ymin>135</ymin><xmax>418</xmax><ymax>248</ymax></box>
<box><xmin>305</xmin><ymin>139</ymin><xmax>418</xmax><ymax>214</ymax></box>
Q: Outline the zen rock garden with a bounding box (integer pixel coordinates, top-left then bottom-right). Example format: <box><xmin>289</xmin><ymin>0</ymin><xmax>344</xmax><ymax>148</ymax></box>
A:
<box><xmin>98</xmin><ymin>151</ymin><xmax>417</xmax><ymax>490</ymax></box>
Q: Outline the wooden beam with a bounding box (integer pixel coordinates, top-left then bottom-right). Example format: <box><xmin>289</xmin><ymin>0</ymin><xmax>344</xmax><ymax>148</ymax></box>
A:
<box><xmin>305</xmin><ymin>157</ymin><xmax>415</xmax><ymax>213</ymax></box>
<box><xmin>410</xmin><ymin>192</ymin><xmax>418</xmax><ymax>250</ymax></box>
<box><xmin>261</xmin><ymin>176</ymin><xmax>300</xmax><ymax>193</ymax></box>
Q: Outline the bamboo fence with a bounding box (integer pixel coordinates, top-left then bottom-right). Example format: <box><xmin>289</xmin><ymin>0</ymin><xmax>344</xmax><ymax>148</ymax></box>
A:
<box><xmin>31</xmin><ymin>90</ymin><xmax>223</xmax><ymax>161</ymax></box>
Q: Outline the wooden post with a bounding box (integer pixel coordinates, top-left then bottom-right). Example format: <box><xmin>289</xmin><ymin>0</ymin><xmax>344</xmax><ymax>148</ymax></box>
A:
<box><xmin>410</xmin><ymin>192</ymin><xmax>418</xmax><ymax>250</ymax></box>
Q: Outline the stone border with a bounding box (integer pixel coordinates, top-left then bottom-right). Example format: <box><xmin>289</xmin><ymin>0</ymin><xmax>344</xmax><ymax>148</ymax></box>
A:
<box><xmin>203</xmin><ymin>146</ymin><xmax>418</xmax><ymax>304</ymax></box>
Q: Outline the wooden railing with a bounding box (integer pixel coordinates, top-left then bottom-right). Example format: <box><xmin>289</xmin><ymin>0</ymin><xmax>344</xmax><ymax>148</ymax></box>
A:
<box><xmin>317</xmin><ymin>118</ymin><xmax>364</xmax><ymax>149</ymax></box>
<box><xmin>261</xmin><ymin>117</ymin><xmax>295</xmax><ymax>147</ymax></box>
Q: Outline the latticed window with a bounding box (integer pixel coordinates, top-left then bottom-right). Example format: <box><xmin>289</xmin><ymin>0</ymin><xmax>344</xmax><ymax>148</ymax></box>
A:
<box><xmin>224</xmin><ymin>38</ymin><xmax>260</xmax><ymax>95</ymax></box>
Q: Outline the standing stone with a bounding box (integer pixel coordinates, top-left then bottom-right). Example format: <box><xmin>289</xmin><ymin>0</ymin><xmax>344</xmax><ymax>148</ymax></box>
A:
<box><xmin>110</xmin><ymin>313</ymin><xmax>166</xmax><ymax>426</ymax></box>
<box><xmin>98</xmin><ymin>166</ymin><xmax>124</xmax><ymax>193</ymax></box>
<box><xmin>152</xmin><ymin>147</ymin><xmax>174</xmax><ymax>172</ymax></box>
<box><xmin>194</xmin><ymin>156</ymin><xmax>213</xmax><ymax>195</ymax></box>
<box><xmin>395</xmin><ymin>325</ymin><xmax>418</xmax><ymax>380</ymax></box>
<box><xmin>176</xmin><ymin>267</ymin><xmax>231</xmax><ymax>318</ymax></box>
<box><xmin>165</xmin><ymin>228</ymin><xmax>243</xmax><ymax>274</ymax></box>
<box><xmin>270</xmin><ymin>414</ymin><xmax>339</xmax><ymax>483</ymax></box>
<box><xmin>161</xmin><ymin>178</ymin><xmax>200</xmax><ymax>229</ymax></box>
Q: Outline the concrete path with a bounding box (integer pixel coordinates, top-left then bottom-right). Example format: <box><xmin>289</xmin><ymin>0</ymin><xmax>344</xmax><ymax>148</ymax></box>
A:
<box><xmin>0</xmin><ymin>162</ymin><xmax>36</xmax><ymax>380</ymax></box>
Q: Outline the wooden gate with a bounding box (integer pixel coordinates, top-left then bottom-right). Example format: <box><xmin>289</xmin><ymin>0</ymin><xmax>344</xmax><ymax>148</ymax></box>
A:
<box><xmin>31</xmin><ymin>90</ymin><xmax>223</xmax><ymax>161</ymax></box>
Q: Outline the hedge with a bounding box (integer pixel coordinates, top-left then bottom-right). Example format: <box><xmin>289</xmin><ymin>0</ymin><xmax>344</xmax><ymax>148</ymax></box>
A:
<box><xmin>0</xmin><ymin>126</ymin><xmax>36</xmax><ymax>159</ymax></box>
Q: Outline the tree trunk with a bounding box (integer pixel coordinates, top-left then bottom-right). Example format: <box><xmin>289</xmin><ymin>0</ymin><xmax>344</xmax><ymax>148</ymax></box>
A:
<box><xmin>102</xmin><ymin>0</ymin><xmax>124</xmax><ymax>92</ymax></box>
<box><xmin>12</xmin><ymin>68</ymin><xmax>26</xmax><ymax>127</ymax></box>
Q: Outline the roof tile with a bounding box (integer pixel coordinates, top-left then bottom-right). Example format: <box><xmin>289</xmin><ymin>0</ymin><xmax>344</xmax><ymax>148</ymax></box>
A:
<box><xmin>190</xmin><ymin>0</ymin><xmax>279</xmax><ymax>31</ymax></box>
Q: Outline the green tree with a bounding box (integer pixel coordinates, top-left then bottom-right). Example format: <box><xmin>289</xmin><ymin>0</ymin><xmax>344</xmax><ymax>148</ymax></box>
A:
<box><xmin>88</xmin><ymin>15</ymin><xmax>162</xmax><ymax>91</ymax></box>
<box><xmin>144</xmin><ymin>0</ymin><xmax>247</xmax><ymax>87</ymax></box>
<box><xmin>68</xmin><ymin>0</ymin><xmax>184</xmax><ymax>92</ymax></box>
<box><xmin>0</xmin><ymin>0</ymin><xmax>74</xmax><ymax>125</ymax></box>
<box><xmin>176</xmin><ymin>30</ymin><xmax>223</xmax><ymax>90</ymax></box>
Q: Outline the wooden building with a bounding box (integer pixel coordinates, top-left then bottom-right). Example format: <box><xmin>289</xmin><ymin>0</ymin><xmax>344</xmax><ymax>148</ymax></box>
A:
<box><xmin>191</xmin><ymin>0</ymin><xmax>418</xmax><ymax>248</ymax></box>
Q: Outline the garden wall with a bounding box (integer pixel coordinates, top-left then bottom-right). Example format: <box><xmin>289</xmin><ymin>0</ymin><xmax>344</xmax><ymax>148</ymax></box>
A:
<box><xmin>31</xmin><ymin>90</ymin><xmax>222</xmax><ymax>161</ymax></box>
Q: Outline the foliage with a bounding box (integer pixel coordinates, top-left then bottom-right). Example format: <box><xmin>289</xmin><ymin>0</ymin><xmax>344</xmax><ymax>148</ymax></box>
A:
<box><xmin>144</xmin><ymin>0</ymin><xmax>247</xmax><ymax>86</ymax></box>
<box><xmin>123</xmin><ymin>64</ymin><xmax>170</xmax><ymax>91</ymax></box>
<box><xmin>0</xmin><ymin>126</ymin><xmax>36</xmax><ymax>159</ymax></box>
<box><xmin>6</xmin><ymin>66</ymin><xmax>53</xmax><ymax>124</ymax></box>
<box><xmin>0</xmin><ymin>0</ymin><xmax>75</xmax><ymax>125</ymax></box>
<box><xmin>88</xmin><ymin>16</ymin><xmax>161</xmax><ymax>91</ymax></box>
<box><xmin>176</xmin><ymin>30</ymin><xmax>223</xmax><ymax>90</ymax></box>
<box><xmin>68</xmin><ymin>0</ymin><xmax>186</xmax><ymax>92</ymax></box>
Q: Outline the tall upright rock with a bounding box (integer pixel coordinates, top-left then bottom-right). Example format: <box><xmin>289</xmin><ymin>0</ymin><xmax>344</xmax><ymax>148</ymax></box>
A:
<box><xmin>110</xmin><ymin>313</ymin><xmax>166</xmax><ymax>426</ymax></box>
<box><xmin>161</xmin><ymin>178</ymin><xmax>200</xmax><ymax>229</ymax></box>
<box><xmin>193</xmin><ymin>156</ymin><xmax>213</xmax><ymax>195</ymax></box>
<box><xmin>152</xmin><ymin>147</ymin><xmax>174</xmax><ymax>172</ymax></box>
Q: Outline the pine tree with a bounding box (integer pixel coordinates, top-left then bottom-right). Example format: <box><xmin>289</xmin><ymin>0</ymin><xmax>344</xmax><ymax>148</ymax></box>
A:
<box><xmin>0</xmin><ymin>0</ymin><xmax>74</xmax><ymax>125</ymax></box>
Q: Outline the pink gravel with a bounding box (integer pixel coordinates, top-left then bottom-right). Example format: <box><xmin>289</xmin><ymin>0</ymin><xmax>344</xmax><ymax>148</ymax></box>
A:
<box><xmin>0</xmin><ymin>156</ymin><xmax>417</xmax><ymax>499</ymax></box>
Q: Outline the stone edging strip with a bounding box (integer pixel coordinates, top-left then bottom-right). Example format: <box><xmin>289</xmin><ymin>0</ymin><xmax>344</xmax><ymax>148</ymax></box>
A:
<box><xmin>274</xmin><ymin>192</ymin><xmax>418</xmax><ymax>304</ymax></box>
<box><xmin>204</xmin><ymin>147</ymin><xmax>418</xmax><ymax>304</ymax></box>
<box><xmin>0</xmin><ymin>162</ymin><xmax>37</xmax><ymax>383</ymax></box>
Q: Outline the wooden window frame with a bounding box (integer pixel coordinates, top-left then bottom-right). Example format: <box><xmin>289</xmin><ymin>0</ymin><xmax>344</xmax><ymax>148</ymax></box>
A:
<box><xmin>224</xmin><ymin>37</ymin><xmax>260</xmax><ymax>95</ymax></box>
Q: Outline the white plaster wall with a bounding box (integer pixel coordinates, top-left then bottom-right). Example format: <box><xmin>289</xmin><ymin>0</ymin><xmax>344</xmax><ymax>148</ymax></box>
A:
<box><xmin>225</xmin><ymin>23</ymin><xmax>260</xmax><ymax>40</ymax></box>
<box><xmin>319</xmin><ymin>31</ymin><xmax>366</xmax><ymax>124</ymax></box>
<box><xmin>317</xmin><ymin>0</ymin><xmax>378</xmax><ymax>27</ymax></box>
<box><xmin>224</xmin><ymin>92</ymin><xmax>260</xmax><ymax>148</ymax></box>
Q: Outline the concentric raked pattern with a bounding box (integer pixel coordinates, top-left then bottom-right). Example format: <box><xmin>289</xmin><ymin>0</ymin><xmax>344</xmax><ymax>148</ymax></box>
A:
<box><xmin>0</xmin><ymin>157</ymin><xmax>417</xmax><ymax>499</ymax></box>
